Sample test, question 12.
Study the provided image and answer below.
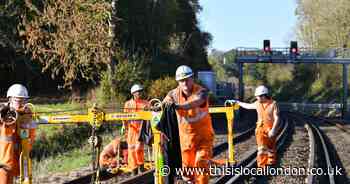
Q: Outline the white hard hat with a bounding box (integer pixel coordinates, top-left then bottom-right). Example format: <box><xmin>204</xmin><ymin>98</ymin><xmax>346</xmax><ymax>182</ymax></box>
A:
<box><xmin>254</xmin><ymin>85</ymin><xmax>268</xmax><ymax>96</ymax></box>
<box><xmin>175</xmin><ymin>65</ymin><xmax>193</xmax><ymax>81</ymax></box>
<box><xmin>7</xmin><ymin>84</ymin><xmax>29</xmax><ymax>98</ymax></box>
<box><xmin>130</xmin><ymin>84</ymin><xmax>143</xmax><ymax>94</ymax></box>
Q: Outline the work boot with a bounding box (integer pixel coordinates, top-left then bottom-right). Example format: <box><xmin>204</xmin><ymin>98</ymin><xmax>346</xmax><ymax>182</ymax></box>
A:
<box><xmin>175</xmin><ymin>176</ymin><xmax>193</xmax><ymax>184</ymax></box>
<box><xmin>246</xmin><ymin>177</ymin><xmax>257</xmax><ymax>184</ymax></box>
<box><xmin>176</xmin><ymin>179</ymin><xmax>193</xmax><ymax>184</ymax></box>
<box><xmin>131</xmin><ymin>168</ymin><xmax>138</xmax><ymax>176</ymax></box>
<box><xmin>138</xmin><ymin>164</ymin><xmax>145</xmax><ymax>174</ymax></box>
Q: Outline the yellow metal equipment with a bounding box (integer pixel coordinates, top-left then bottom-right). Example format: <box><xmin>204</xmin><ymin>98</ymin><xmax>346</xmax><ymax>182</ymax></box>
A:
<box><xmin>209</xmin><ymin>102</ymin><xmax>240</xmax><ymax>165</ymax></box>
<box><xmin>33</xmin><ymin>101</ymin><xmax>161</xmax><ymax>184</ymax></box>
<box><xmin>30</xmin><ymin>100</ymin><xmax>239</xmax><ymax>184</ymax></box>
<box><xmin>17</xmin><ymin>103</ymin><xmax>36</xmax><ymax>184</ymax></box>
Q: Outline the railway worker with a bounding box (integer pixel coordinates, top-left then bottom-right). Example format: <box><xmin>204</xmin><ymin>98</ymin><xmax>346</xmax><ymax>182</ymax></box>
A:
<box><xmin>163</xmin><ymin>65</ymin><xmax>215</xmax><ymax>184</ymax></box>
<box><xmin>228</xmin><ymin>85</ymin><xmax>280</xmax><ymax>168</ymax></box>
<box><xmin>99</xmin><ymin>137</ymin><xmax>128</xmax><ymax>169</ymax></box>
<box><xmin>121</xmin><ymin>84</ymin><xmax>149</xmax><ymax>175</ymax></box>
<box><xmin>0</xmin><ymin>84</ymin><xmax>36</xmax><ymax>184</ymax></box>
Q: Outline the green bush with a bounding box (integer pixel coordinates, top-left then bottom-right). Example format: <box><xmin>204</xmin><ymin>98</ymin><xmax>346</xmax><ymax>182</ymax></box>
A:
<box><xmin>94</xmin><ymin>55</ymin><xmax>148</xmax><ymax>106</ymax></box>
<box><xmin>147</xmin><ymin>76</ymin><xmax>177</xmax><ymax>99</ymax></box>
<box><xmin>94</xmin><ymin>70</ymin><xmax>115</xmax><ymax>105</ymax></box>
<box><xmin>33</xmin><ymin>124</ymin><xmax>117</xmax><ymax>161</ymax></box>
<box><xmin>208</xmin><ymin>91</ymin><xmax>219</xmax><ymax>105</ymax></box>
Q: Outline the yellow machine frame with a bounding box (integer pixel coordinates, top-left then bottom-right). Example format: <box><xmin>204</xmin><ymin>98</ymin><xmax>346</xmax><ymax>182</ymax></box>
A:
<box><xmin>30</xmin><ymin>102</ymin><xmax>239</xmax><ymax>184</ymax></box>
<box><xmin>209</xmin><ymin>104</ymin><xmax>240</xmax><ymax>165</ymax></box>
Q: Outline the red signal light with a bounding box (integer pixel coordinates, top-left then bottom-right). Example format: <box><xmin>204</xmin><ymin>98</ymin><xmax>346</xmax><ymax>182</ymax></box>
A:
<box><xmin>263</xmin><ymin>40</ymin><xmax>272</xmax><ymax>54</ymax></box>
<box><xmin>290</xmin><ymin>41</ymin><xmax>299</xmax><ymax>55</ymax></box>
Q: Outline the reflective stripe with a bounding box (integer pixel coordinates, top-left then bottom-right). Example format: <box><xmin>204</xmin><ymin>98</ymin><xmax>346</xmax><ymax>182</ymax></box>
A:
<box><xmin>180</xmin><ymin>111</ymin><xmax>208</xmax><ymax>123</ymax></box>
<box><xmin>128</xmin><ymin>145</ymin><xmax>136</xmax><ymax>149</ymax></box>
<box><xmin>38</xmin><ymin>117</ymin><xmax>49</xmax><ymax>124</ymax></box>
<box><xmin>0</xmin><ymin>163</ymin><xmax>11</xmax><ymax>171</ymax></box>
<box><xmin>257</xmin><ymin>146</ymin><xmax>274</xmax><ymax>155</ymax></box>
<box><xmin>0</xmin><ymin>135</ymin><xmax>15</xmax><ymax>142</ymax></box>
<box><xmin>257</xmin><ymin>146</ymin><xmax>267</xmax><ymax>151</ymax></box>
<box><xmin>258</xmin><ymin>150</ymin><xmax>268</xmax><ymax>155</ymax></box>
<box><xmin>128</xmin><ymin>143</ymin><xmax>143</xmax><ymax>148</ymax></box>
<box><xmin>20</xmin><ymin>121</ymin><xmax>37</xmax><ymax>129</ymax></box>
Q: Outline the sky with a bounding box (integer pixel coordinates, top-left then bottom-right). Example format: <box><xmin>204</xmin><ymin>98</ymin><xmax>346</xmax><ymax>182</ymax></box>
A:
<box><xmin>199</xmin><ymin>0</ymin><xmax>298</xmax><ymax>52</ymax></box>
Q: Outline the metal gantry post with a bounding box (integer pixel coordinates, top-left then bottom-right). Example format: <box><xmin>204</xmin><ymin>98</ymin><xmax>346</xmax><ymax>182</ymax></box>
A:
<box><xmin>238</xmin><ymin>62</ymin><xmax>244</xmax><ymax>100</ymax></box>
<box><xmin>343</xmin><ymin>64</ymin><xmax>348</xmax><ymax>118</ymax></box>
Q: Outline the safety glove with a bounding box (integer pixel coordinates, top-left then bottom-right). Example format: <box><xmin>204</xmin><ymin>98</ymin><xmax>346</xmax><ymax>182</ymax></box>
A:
<box><xmin>88</xmin><ymin>135</ymin><xmax>102</xmax><ymax>147</ymax></box>
<box><xmin>268</xmin><ymin>128</ymin><xmax>278</xmax><ymax>138</ymax></box>
<box><xmin>0</xmin><ymin>105</ymin><xmax>17</xmax><ymax>125</ymax></box>
<box><xmin>225</xmin><ymin>99</ymin><xmax>239</xmax><ymax>106</ymax></box>
<box><xmin>120</xmin><ymin>125</ymin><xmax>126</xmax><ymax>135</ymax></box>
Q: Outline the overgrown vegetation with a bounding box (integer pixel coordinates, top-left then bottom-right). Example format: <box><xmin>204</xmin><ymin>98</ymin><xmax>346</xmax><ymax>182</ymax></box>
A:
<box><xmin>0</xmin><ymin>0</ymin><xmax>211</xmax><ymax>97</ymax></box>
<box><xmin>32</xmin><ymin>103</ymin><xmax>120</xmax><ymax>175</ymax></box>
<box><xmin>23</xmin><ymin>0</ymin><xmax>112</xmax><ymax>88</ymax></box>
<box><xmin>147</xmin><ymin>76</ymin><xmax>178</xmax><ymax>99</ymax></box>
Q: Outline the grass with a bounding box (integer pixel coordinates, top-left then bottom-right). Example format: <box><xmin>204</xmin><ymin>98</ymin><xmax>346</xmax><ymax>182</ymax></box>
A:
<box><xmin>30</xmin><ymin>102</ymin><xmax>122</xmax><ymax>176</ymax></box>
<box><xmin>34</xmin><ymin>145</ymin><xmax>91</xmax><ymax>174</ymax></box>
<box><xmin>33</xmin><ymin>102</ymin><xmax>87</xmax><ymax>138</ymax></box>
<box><xmin>32</xmin><ymin>102</ymin><xmax>86</xmax><ymax>114</ymax></box>
<box><xmin>33</xmin><ymin>133</ymin><xmax>117</xmax><ymax>176</ymax></box>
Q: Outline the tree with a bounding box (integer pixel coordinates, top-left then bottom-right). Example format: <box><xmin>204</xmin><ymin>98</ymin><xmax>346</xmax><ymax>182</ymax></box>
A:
<box><xmin>296</xmin><ymin>0</ymin><xmax>350</xmax><ymax>48</ymax></box>
<box><xmin>23</xmin><ymin>0</ymin><xmax>112</xmax><ymax>88</ymax></box>
<box><xmin>295</xmin><ymin>0</ymin><xmax>349</xmax><ymax>102</ymax></box>
<box><xmin>208</xmin><ymin>55</ymin><xmax>228</xmax><ymax>81</ymax></box>
<box><xmin>0</xmin><ymin>1</ymin><xmax>60</xmax><ymax>94</ymax></box>
<box><xmin>114</xmin><ymin>0</ymin><xmax>212</xmax><ymax>78</ymax></box>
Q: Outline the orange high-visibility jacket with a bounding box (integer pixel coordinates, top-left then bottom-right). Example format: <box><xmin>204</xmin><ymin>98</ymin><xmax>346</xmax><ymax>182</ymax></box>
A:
<box><xmin>171</xmin><ymin>84</ymin><xmax>214</xmax><ymax>150</ymax></box>
<box><xmin>123</xmin><ymin>99</ymin><xmax>149</xmax><ymax>146</ymax></box>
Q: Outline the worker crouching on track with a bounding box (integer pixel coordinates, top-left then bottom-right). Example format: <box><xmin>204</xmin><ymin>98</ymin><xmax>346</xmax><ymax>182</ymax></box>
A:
<box><xmin>122</xmin><ymin>84</ymin><xmax>149</xmax><ymax>175</ymax></box>
<box><xmin>99</xmin><ymin>138</ymin><xmax>128</xmax><ymax>169</ymax></box>
<box><xmin>163</xmin><ymin>65</ymin><xmax>215</xmax><ymax>184</ymax></box>
<box><xmin>229</xmin><ymin>85</ymin><xmax>280</xmax><ymax>168</ymax></box>
<box><xmin>0</xmin><ymin>84</ymin><xmax>36</xmax><ymax>184</ymax></box>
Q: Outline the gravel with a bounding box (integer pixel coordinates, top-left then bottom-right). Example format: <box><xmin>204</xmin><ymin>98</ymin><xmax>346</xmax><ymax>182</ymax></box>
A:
<box><xmin>268</xmin><ymin>121</ymin><xmax>309</xmax><ymax>184</ymax></box>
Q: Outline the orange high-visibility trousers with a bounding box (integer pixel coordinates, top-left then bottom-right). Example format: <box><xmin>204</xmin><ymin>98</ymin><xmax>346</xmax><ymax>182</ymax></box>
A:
<box><xmin>0</xmin><ymin>169</ymin><xmax>12</xmax><ymax>184</ymax></box>
<box><xmin>124</xmin><ymin>99</ymin><xmax>148</xmax><ymax>170</ymax></box>
<box><xmin>181</xmin><ymin>136</ymin><xmax>213</xmax><ymax>184</ymax></box>
<box><xmin>127</xmin><ymin>122</ymin><xmax>144</xmax><ymax>170</ymax></box>
<box><xmin>255</xmin><ymin>123</ymin><xmax>276</xmax><ymax>168</ymax></box>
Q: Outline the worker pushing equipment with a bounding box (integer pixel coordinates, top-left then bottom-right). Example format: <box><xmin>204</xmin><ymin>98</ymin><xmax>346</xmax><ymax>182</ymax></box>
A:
<box><xmin>228</xmin><ymin>85</ymin><xmax>280</xmax><ymax>168</ymax></box>
<box><xmin>99</xmin><ymin>137</ymin><xmax>128</xmax><ymax>169</ymax></box>
<box><xmin>0</xmin><ymin>84</ymin><xmax>36</xmax><ymax>184</ymax></box>
<box><xmin>122</xmin><ymin>84</ymin><xmax>149</xmax><ymax>175</ymax></box>
<box><xmin>163</xmin><ymin>65</ymin><xmax>215</xmax><ymax>184</ymax></box>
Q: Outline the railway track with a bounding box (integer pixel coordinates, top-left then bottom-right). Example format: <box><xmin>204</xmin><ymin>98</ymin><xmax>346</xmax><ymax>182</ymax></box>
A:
<box><xmin>288</xmin><ymin>113</ymin><xmax>336</xmax><ymax>184</ymax></box>
<box><xmin>213</xmin><ymin>113</ymin><xmax>291</xmax><ymax>184</ymax></box>
<box><xmin>212</xmin><ymin>112</ymin><xmax>344</xmax><ymax>184</ymax></box>
<box><xmin>293</xmin><ymin>113</ymin><xmax>349</xmax><ymax>184</ymax></box>
<box><xmin>43</xmin><ymin>111</ymin><xmax>350</xmax><ymax>184</ymax></box>
<box><xmin>267</xmin><ymin>114</ymin><xmax>309</xmax><ymax>184</ymax></box>
<box><xmin>64</xmin><ymin>127</ymin><xmax>256</xmax><ymax>184</ymax></box>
